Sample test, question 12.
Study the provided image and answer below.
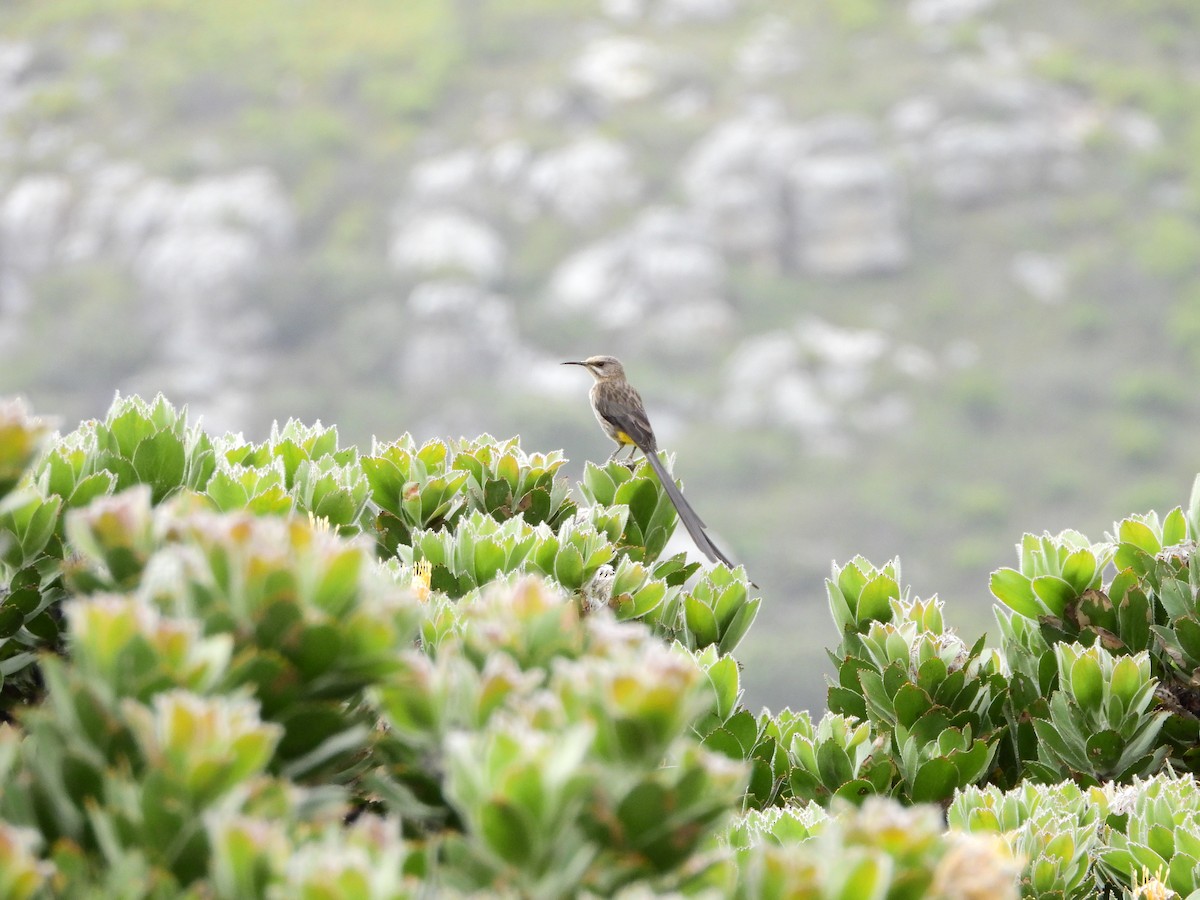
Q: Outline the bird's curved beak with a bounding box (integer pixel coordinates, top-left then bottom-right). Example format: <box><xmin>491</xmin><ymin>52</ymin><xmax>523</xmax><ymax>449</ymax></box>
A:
<box><xmin>561</xmin><ymin>360</ymin><xmax>587</xmax><ymax>368</ymax></box>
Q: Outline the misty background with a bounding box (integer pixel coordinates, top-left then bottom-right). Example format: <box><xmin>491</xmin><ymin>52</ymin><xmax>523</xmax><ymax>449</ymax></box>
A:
<box><xmin>2</xmin><ymin>0</ymin><xmax>1199</xmax><ymax>714</ymax></box>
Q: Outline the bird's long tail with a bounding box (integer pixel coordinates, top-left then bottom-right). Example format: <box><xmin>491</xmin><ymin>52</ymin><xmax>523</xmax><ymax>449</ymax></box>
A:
<box><xmin>640</xmin><ymin>449</ymin><xmax>738</xmax><ymax>570</ymax></box>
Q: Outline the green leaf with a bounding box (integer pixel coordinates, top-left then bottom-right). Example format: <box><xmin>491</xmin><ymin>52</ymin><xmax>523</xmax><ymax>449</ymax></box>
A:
<box><xmin>747</xmin><ymin>757</ymin><xmax>780</xmax><ymax>806</ymax></box>
<box><xmin>43</xmin><ymin>449</ymin><xmax>80</xmax><ymax>501</ymax></box>
<box><xmin>280</xmin><ymin>724</ymin><xmax>372</xmax><ymax>780</ymax></box>
<box><xmin>832</xmin><ymin>855</ymin><xmax>889</xmax><ymax>900</ymax></box>
<box><xmin>833</xmin><ymin>779</ymin><xmax>882</xmax><ymax>804</ymax></box>
<box><xmin>23</xmin><ymin>611</ymin><xmax>58</xmax><ymax>644</ymax></box>
<box><xmin>429</xmin><ymin>564</ymin><xmax>459</xmax><ymax>597</ymax></box>
<box><xmin>0</xmin><ymin>605</ymin><xmax>23</xmax><ymax>638</ymax></box>
<box><xmin>482</xmin><ymin>478</ymin><xmax>511</xmax><ymax>515</ymax></box>
<box><xmin>522</xmin><ymin>487</ymin><xmax>551</xmax><ymax>524</ymax></box>
<box><xmin>948</xmin><ymin>736</ymin><xmax>995</xmax><ymax>785</ymax></box>
<box><xmin>6</xmin><ymin>585</ymin><xmax>41</xmax><ymax>617</ymax></box>
<box><xmin>274</xmin><ymin>703</ymin><xmax>355</xmax><ymax>763</ymax></box>
<box><xmin>705</xmin><ymin>655</ymin><xmax>740</xmax><ymax>720</ymax></box>
<box><xmin>311</xmin><ymin>484</ymin><xmax>362</xmax><ymax>528</ymax></box>
<box><xmin>1032</xmin><ymin>575</ymin><xmax>1076</xmax><ymax>618</ymax></box>
<box><xmin>1119</xmin><ymin>519</ymin><xmax>1161</xmax><ymax>554</ymax></box>
<box><xmin>717</xmin><ymin>597</ymin><xmax>760</xmax><ymax>655</ymax></box>
<box><xmin>0</xmin><ymin>651</ymin><xmax>37</xmax><ymax>677</ymax></box>
<box><xmin>418</xmin><ymin>440</ymin><xmax>447</xmax><ymax>469</ymax></box>
<box><xmin>915</xmin><ymin>657</ymin><xmax>948</xmax><ymax>696</ymax></box>
<box><xmin>1127</xmin><ymin>843</ymin><xmax>1169</xmax><ymax>879</ymax></box>
<box><xmin>1032</xmin><ymin>718</ymin><xmax>1083</xmax><ymax>775</ymax></box>
<box><xmin>102</xmin><ymin>404</ymin><xmax>158</xmax><ymax>458</ymax></box>
<box><xmin>1175</xmin><ymin>617</ymin><xmax>1200</xmax><ymax>666</ymax></box>
<box><xmin>615</xmin><ymin>580</ymin><xmax>666</xmax><ymax>620</ymax></box>
<box><xmin>581</xmin><ymin>463</ymin><xmax>617</xmax><ymax>506</ymax></box>
<box><xmin>1109</xmin><ymin>655</ymin><xmax>1146</xmax><ymax>709</ymax></box>
<box><xmin>618</xmin><ymin>780</ymin><xmax>670</xmax><ymax>843</ymax></box>
<box><xmin>684</xmin><ymin>596</ymin><xmax>719</xmax><ymax>648</ymax></box>
<box><xmin>827</xmin><ymin>686</ymin><xmax>867</xmax><ymax>720</ymax></box>
<box><xmin>621</xmin><ymin>478</ymin><xmax>662</xmax><ymax>536</ymax></box>
<box><xmin>815</xmin><ymin>741</ymin><xmax>853</xmax><ymax>790</ymax></box>
<box><xmin>0</xmin><ymin>493</ymin><xmax>61</xmax><ymax>569</ymax></box>
<box><xmin>1113</xmin><ymin>542</ymin><xmax>1155</xmax><ymax>580</ymax></box>
<box><xmin>702</xmin><ymin>728</ymin><xmax>745</xmax><ymax>760</ymax></box>
<box><xmin>67</xmin><ymin>471</ymin><xmax>116</xmax><ymax>509</ymax></box>
<box><xmin>856</xmin><ymin>574</ymin><xmax>897</xmax><ymax>625</ymax></box>
<box><xmin>553</xmin><ymin>543</ymin><xmax>585</xmax><ymax>590</ymax></box>
<box><xmin>480</xmin><ymin>801</ymin><xmax>533</xmax><ymax>866</ymax></box>
<box><xmin>910</xmin><ymin>757</ymin><xmax>958</xmax><ymax>803</ymax></box>
<box><xmin>836</xmin><ymin>562</ymin><xmax>868</xmax><ymax>609</ymax></box>
<box><xmin>1069</xmin><ymin>652</ymin><xmax>1104</xmax><ymax>714</ymax></box>
<box><xmin>893</xmin><ymin>683</ymin><xmax>931</xmax><ymax>729</ymax></box>
<box><xmin>293</xmin><ymin>624</ymin><xmax>342</xmax><ymax>681</ymax></box>
<box><xmin>1163</xmin><ymin>507</ymin><xmax>1187</xmax><ymax>546</ymax></box>
<box><xmin>857</xmin><ymin>670</ymin><xmax>894</xmax><ymax>727</ymax></box>
<box><xmin>1084</xmin><ymin>730</ymin><xmax>1124</xmax><ymax>774</ymax></box>
<box><xmin>131</xmin><ymin>429</ymin><xmax>187</xmax><ymax>502</ymax></box>
<box><xmin>207</xmin><ymin>471</ymin><xmax>252</xmax><ymax>511</ymax></box>
<box><xmin>247</xmin><ymin>486</ymin><xmax>294</xmax><ymax>517</ymax></box>
<box><xmin>496</xmin><ymin>453</ymin><xmax>519</xmax><ymax>491</ymax></box>
<box><xmin>990</xmin><ymin>568</ymin><xmax>1039</xmax><ymax>617</ymax></box>
<box><xmin>712</xmin><ymin>583</ymin><xmax>747</xmax><ymax>633</ymax></box>
<box><xmin>651</xmin><ymin>553</ymin><xmax>696</xmax><ymax>585</ymax></box>
<box><xmin>1061</xmin><ymin>549</ymin><xmax>1098</xmax><ymax>594</ymax></box>
<box><xmin>726</xmin><ymin>710</ymin><xmax>758</xmax><ymax>753</ymax></box>
<box><xmin>473</xmin><ymin>537</ymin><xmax>509</xmax><ymax>586</ymax></box>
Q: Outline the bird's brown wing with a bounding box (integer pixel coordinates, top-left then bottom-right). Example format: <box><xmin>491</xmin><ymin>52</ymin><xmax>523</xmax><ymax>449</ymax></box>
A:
<box><xmin>594</xmin><ymin>382</ymin><xmax>658</xmax><ymax>453</ymax></box>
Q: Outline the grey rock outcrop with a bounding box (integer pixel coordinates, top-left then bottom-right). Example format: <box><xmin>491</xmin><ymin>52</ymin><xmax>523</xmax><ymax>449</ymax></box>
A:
<box><xmin>908</xmin><ymin>0</ymin><xmax>997</xmax><ymax>27</ymax></box>
<box><xmin>735</xmin><ymin>15</ymin><xmax>804</xmax><ymax>82</ymax></box>
<box><xmin>0</xmin><ymin>160</ymin><xmax>294</xmax><ymax>432</ymax></box>
<box><xmin>547</xmin><ymin>207</ymin><xmax>730</xmax><ymax>337</ymax></box>
<box><xmin>526</xmin><ymin>136</ymin><xmax>641</xmax><ymax>226</ymax></box>
<box><xmin>683</xmin><ymin>108</ymin><xmax>908</xmax><ymax>275</ymax></box>
<box><xmin>601</xmin><ymin>0</ymin><xmax>739</xmax><ymax>25</ymax></box>
<box><xmin>655</xmin><ymin>0</ymin><xmax>739</xmax><ymax>24</ymax></box>
<box><xmin>0</xmin><ymin>163</ymin><xmax>295</xmax><ymax>284</ymax></box>
<box><xmin>900</xmin><ymin>32</ymin><xmax>1099</xmax><ymax>206</ymax></box>
<box><xmin>131</xmin><ymin>168</ymin><xmax>294</xmax><ymax>298</ymax></box>
<box><xmin>1009</xmin><ymin>252</ymin><xmax>1068</xmax><ymax>304</ymax></box>
<box><xmin>571</xmin><ymin>35</ymin><xmax>668</xmax><ymax>103</ymax></box>
<box><xmin>402</xmin><ymin>136</ymin><xmax>639</xmax><ymax>233</ymax></box>
<box><xmin>0</xmin><ymin>41</ymin><xmax>35</xmax><ymax>119</ymax></box>
<box><xmin>921</xmin><ymin>116</ymin><xmax>1078</xmax><ymax>205</ymax></box>
<box><xmin>399</xmin><ymin>279</ymin><xmax>521</xmax><ymax>388</ymax></box>
<box><xmin>0</xmin><ymin>174</ymin><xmax>72</xmax><ymax>270</ymax></box>
<box><xmin>388</xmin><ymin>207</ymin><xmax>507</xmax><ymax>284</ymax></box>
<box><xmin>681</xmin><ymin>102</ymin><xmax>806</xmax><ymax>262</ymax></box>
<box><xmin>721</xmin><ymin>319</ymin><xmax>931</xmax><ymax>451</ymax></box>
<box><xmin>788</xmin><ymin>119</ymin><xmax>908</xmax><ymax>276</ymax></box>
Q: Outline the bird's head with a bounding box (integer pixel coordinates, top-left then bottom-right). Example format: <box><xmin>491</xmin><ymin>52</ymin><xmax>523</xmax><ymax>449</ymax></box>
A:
<box><xmin>561</xmin><ymin>355</ymin><xmax>626</xmax><ymax>382</ymax></box>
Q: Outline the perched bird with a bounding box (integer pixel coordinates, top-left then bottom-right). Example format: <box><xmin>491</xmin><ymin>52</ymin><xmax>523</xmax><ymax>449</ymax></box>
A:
<box><xmin>562</xmin><ymin>355</ymin><xmax>739</xmax><ymax>570</ymax></box>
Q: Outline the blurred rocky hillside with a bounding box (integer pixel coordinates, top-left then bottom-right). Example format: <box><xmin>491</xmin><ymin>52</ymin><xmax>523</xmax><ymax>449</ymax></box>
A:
<box><xmin>2</xmin><ymin>0</ymin><xmax>1200</xmax><ymax>710</ymax></box>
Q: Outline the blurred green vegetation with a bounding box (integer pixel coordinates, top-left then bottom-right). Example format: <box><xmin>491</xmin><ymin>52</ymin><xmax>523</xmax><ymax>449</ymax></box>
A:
<box><xmin>3</xmin><ymin>0</ymin><xmax>1200</xmax><ymax>716</ymax></box>
<box><xmin>7</xmin><ymin>0</ymin><xmax>464</xmax><ymax>169</ymax></box>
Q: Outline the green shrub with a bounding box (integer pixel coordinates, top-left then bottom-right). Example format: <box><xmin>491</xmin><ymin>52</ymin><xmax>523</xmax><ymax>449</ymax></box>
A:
<box><xmin>2</xmin><ymin>393</ymin><xmax>1200</xmax><ymax>895</ymax></box>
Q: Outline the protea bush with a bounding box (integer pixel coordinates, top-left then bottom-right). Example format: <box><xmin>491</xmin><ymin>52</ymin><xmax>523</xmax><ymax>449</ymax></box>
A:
<box><xmin>1</xmin><ymin>393</ymin><xmax>1200</xmax><ymax>897</ymax></box>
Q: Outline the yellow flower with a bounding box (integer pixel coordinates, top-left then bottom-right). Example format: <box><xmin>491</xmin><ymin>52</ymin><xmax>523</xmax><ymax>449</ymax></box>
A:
<box><xmin>1131</xmin><ymin>868</ymin><xmax>1177</xmax><ymax>900</ymax></box>
<box><xmin>412</xmin><ymin>559</ymin><xmax>432</xmax><ymax>603</ymax></box>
